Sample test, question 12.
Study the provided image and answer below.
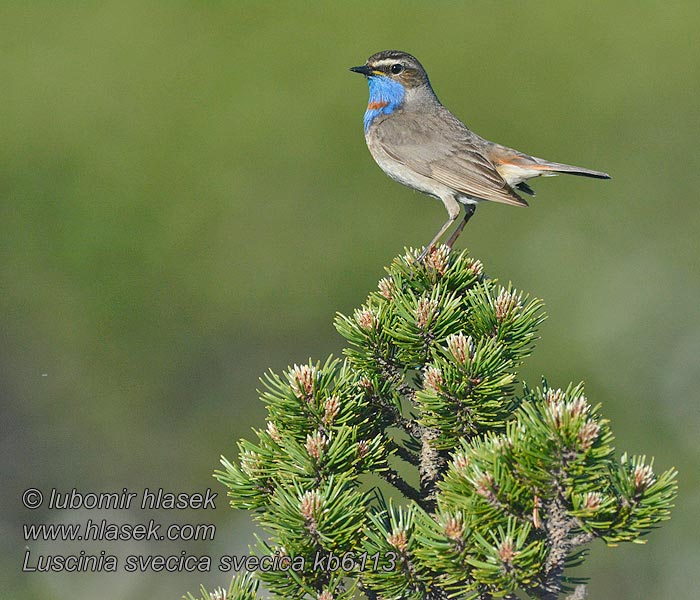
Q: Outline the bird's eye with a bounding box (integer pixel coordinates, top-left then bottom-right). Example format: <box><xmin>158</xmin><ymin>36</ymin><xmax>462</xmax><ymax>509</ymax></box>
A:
<box><xmin>390</xmin><ymin>63</ymin><xmax>404</xmax><ymax>75</ymax></box>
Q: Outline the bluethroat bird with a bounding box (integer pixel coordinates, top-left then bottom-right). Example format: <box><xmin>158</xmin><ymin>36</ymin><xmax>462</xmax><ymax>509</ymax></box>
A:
<box><xmin>351</xmin><ymin>50</ymin><xmax>610</xmax><ymax>261</ymax></box>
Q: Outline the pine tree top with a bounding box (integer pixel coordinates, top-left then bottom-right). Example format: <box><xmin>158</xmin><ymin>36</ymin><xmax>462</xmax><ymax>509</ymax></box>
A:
<box><xmin>192</xmin><ymin>247</ymin><xmax>676</xmax><ymax>600</ymax></box>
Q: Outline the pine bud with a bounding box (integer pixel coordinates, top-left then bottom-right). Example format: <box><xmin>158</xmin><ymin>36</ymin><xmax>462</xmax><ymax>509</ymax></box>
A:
<box><xmin>491</xmin><ymin>436</ymin><xmax>512</xmax><ymax>454</ymax></box>
<box><xmin>475</xmin><ymin>471</ymin><xmax>495</xmax><ymax>499</ymax></box>
<box><xmin>317</xmin><ymin>591</ymin><xmax>334</xmax><ymax>600</ymax></box>
<box><xmin>453</xmin><ymin>452</ymin><xmax>470</xmax><ymax>473</ymax></box>
<box><xmin>305</xmin><ymin>431</ymin><xmax>328</xmax><ymax>460</ymax></box>
<box><xmin>494</xmin><ymin>289</ymin><xmax>521</xmax><ymax>321</ymax></box>
<box><xmin>209</xmin><ymin>587</ymin><xmax>227</xmax><ymax>600</ymax></box>
<box><xmin>356</xmin><ymin>308</ymin><xmax>377</xmax><ymax>331</ymax></box>
<box><xmin>358</xmin><ymin>376</ymin><xmax>374</xmax><ymax>392</ymax></box>
<box><xmin>290</xmin><ymin>364</ymin><xmax>316</xmax><ymax>400</ymax></box>
<box><xmin>356</xmin><ymin>439</ymin><xmax>370</xmax><ymax>459</ymax></box>
<box><xmin>415</xmin><ymin>296</ymin><xmax>438</xmax><ymax>329</ymax></box>
<box><xmin>633</xmin><ymin>463</ymin><xmax>655</xmax><ymax>492</ymax></box>
<box><xmin>547</xmin><ymin>401</ymin><xmax>565</xmax><ymax>429</ymax></box>
<box><xmin>443</xmin><ymin>515</ymin><xmax>464</xmax><ymax>541</ymax></box>
<box><xmin>387</xmin><ymin>528</ymin><xmax>408</xmax><ymax>552</ymax></box>
<box><xmin>377</xmin><ymin>277</ymin><xmax>394</xmax><ymax>300</ymax></box>
<box><xmin>424</xmin><ymin>366</ymin><xmax>444</xmax><ymax>391</ymax></box>
<box><xmin>323</xmin><ymin>395</ymin><xmax>341</xmax><ymax>425</ymax></box>
<box><xmin>582</xmin><ymin>492</ymin><xmax>603</xmax><ymax>511</ymax></box>
<box><xmin>545</xmin><ymin>388</ymin><xmax>565</xmax><ymax>405</ymax></box>
<box><xmin>568</xmin><ymin>395</ymin><xmax>590</xmax><ymax>418</ymax></box>
<box><xmin>465</xmin><ymin>257</ymin><xmax>484</xmax><ymax>276</ymax></box>
<box><xmin>425</xmin><ymin>244</ymin><xmax>450</xmax><ymax>275</ymax></box>
<box><xmin>447</xmin><ymin>333</ymin><xmax>474</xmax><ymax>364</ymax></box>
<box><xmin>498</xmin><ymin>538</ymin><xmax>516</xmax><ymax>564</ymax></box>
<box><xmin>578</xmin><ymin>420</ymin><xmax>600</xmax><ymax>450</ymax></box>
<box><xmin>240</xmin><ymin>450</ymin><xmax>263</xmax><ymax>477</ymax></box>
<box><xmin>266</xmin><ymin>421</ymin><xmax>282</xmax><ymax>443</ymax></box>
<box><xmin>300</xmin><ymin>490</ymin><xmax>322</xmax><ymax>521</ymax></box>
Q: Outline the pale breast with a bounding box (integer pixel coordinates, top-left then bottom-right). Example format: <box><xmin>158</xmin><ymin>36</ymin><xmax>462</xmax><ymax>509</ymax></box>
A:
<box><xmin>365</xmin><ymin>131</ymin><xmax>461</xmax><ymax>202</ymax></box>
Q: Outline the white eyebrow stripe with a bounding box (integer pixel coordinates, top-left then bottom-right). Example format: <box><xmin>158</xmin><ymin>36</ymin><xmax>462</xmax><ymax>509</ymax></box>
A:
<box><xmin>371</xmin><ymin>59</ymin><xmax>401</xmax><ymax>67</ymax></box>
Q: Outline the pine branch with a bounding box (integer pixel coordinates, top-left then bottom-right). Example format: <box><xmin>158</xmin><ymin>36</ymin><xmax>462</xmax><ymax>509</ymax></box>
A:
<box><xmin>204</xmin><ymin>247</ymin><xmax>677</xmax><ymax>600</ymax></box>
<box><xmin>368</xmin><ymin>389</ymin><xmax>423</xmax><ymax>439</ymax></box>
<box><xmin>378</xmin><ymin>361</ymin><xmax>419</xmax><ymax>407</ymax></box>
<box><xmin>418</xmin><ymin>426</ymin><xmax>445</xmax><ymax>512</ymax></box>
<box><xmin>540</xmin><ymin>494</ymin><xmax>575</xmax><ymax>600</ymax></box>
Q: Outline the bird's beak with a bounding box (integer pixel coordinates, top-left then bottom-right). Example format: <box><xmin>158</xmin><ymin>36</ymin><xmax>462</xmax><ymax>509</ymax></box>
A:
<box><xmin>350</xmin><ymin>65</ymin><xmax>372</xmax><ymax>76</ymax></box>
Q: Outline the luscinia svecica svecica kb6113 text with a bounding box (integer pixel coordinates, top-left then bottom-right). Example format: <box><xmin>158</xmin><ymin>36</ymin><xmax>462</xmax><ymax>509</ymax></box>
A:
<box><xmin>351</xmin><ymin>50</ymin><xmax>610</xmax><ymax>260</ymax></box>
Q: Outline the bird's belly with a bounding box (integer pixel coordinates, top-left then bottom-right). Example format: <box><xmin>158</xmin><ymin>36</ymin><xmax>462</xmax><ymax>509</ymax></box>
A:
<box><xmin>366</xmin><ymin>139</ymin><xmax>462</xmax><ymax>202</ymax></box>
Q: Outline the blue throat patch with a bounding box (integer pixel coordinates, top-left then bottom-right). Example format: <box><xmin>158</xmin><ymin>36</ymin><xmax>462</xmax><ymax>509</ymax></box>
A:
<box><xmin>363</xmin><ymin>75</ymin><xmax>405</xmax><ymax>132</ymax></box>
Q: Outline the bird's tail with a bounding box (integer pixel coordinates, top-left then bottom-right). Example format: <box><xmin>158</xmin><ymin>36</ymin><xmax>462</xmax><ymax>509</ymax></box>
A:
<box><xmin>535</xmin><ymin>160</ymin><xmax>611</xmax><ymax>179</ymax></box>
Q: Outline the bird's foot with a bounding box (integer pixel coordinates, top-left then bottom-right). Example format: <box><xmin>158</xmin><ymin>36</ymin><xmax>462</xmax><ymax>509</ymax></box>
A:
<box><xmin>417</xmin><ymin>243</ymin><xmax>452</xmax><ymax>266</ymax></box>
<box><xmin>416</xmin><ymin>245</ymin><xmax>433</xmax><ymax>263</ymax></box>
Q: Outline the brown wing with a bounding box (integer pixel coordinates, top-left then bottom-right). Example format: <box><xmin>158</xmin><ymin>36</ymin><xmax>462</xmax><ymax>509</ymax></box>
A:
<box><xmin>373</xmin><ymin>109</ymin><xmax>528</xmax><ymax>207</ymax></box>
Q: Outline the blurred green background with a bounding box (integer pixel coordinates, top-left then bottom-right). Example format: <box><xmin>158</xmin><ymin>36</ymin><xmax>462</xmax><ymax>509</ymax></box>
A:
<box><xmin>2</xmin><ymin>2</ymin><xmax>698</xmax><ymax>598</ymax></box>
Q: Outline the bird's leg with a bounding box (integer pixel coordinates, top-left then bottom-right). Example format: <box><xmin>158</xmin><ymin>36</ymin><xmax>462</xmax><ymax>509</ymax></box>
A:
<box><xmin>418</xmin><ymin>198</ymin><xmax>461</xmax><ymax>262</ymax></box>
<box><xmin>418</xmin><ymin>215</ymin><xmax>458</xmax><ymax>262</ymax></box>
<box><xmin>445</xmin><ymin>203</ymin><xmax>476</xmax><ymax>250</ymax></box>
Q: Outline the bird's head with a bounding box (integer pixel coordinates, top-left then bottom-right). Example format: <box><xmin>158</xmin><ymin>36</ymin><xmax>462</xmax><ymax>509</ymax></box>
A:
<box><xmin>351</xmin><ymin>50</ymin><xmax>433</xmax><ymax>131</ymax></box>
<box><xmin>350</xmin><ymin>50</ymin><xmax>431</xmax><ymax>90</ymax></box>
